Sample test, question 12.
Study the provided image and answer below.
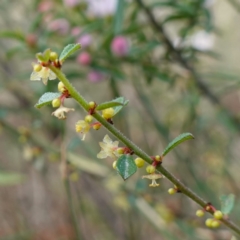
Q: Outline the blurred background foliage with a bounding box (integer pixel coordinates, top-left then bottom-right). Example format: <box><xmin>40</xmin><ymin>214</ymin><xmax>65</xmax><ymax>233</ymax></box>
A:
<box><xmin>0</xmin><ymin>0</ymin><xmax>240</xmax><ymax>239</ymax></box>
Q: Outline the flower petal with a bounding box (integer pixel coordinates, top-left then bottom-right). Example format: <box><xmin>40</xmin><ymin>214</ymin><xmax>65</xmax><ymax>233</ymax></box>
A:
<box><xmin>97</xmin><ymin>150</ymin><xmax>108</xmax><ymax>159</ymax></box>
<box><xmin>103</xmin><ymin>134</ymin><xmax>112</xmax><ymax>144</ymax></box>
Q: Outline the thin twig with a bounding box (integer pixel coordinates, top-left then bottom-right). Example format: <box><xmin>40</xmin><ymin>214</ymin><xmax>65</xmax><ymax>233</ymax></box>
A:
<box><xmin>135</xmin><ymin>0</ymin><xmax>240</xmax><ymax>132</ymax></box>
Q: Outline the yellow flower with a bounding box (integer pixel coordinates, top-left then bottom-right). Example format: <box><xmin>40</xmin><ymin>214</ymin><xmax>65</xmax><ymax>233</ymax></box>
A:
<box><xmin>97</xmin><ymin>134</ymin><xmax>120</xmax><ymax>159</ymax></box>
<box><xmin>30</xmin><ymin>63</ymin><xmax>57</xmax><ymax>85</ymax></box>
<box><xmin>75</xmin><ymin>120</ymin><xmax>91</xmax><ymax>140</ymax></box>
<box><xmin>142</xmin><ymin>173</ymin><xmax>164</xmax><ymax>187</ymax></box>
<box><xmin>51</xmin><ymin>104</ymin><xmax>75</xmax><ymax>120</ymax></box>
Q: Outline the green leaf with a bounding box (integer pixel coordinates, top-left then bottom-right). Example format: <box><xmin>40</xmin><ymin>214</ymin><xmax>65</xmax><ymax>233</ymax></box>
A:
<box><xmin>112</xmin><ymin>97</ymin><xmax>129</xmax><ymax>115</ymax></box>
<box><xmin>96</xmin><ymin>97</ymin><xmax>128</xmax><ymax>111</ymax></box>
<box><xmin>113</xmin><ymin>0</ymin><xmax>125</xmax><ymax>35</ymax></box>
<box><xmin>116</xmin><ymin>155</ymin><xmax>137</xmax><ymax>180</ymax></box>
<box><xmin>35</xmin><ymin>92</ymin><xmax>62</xmax><ymax>109</ymax></box>
<box><xmin>220</xmin><ymin>194</ymin><xmax>235</xmax><ymax>215</ymax></box>
<box><xmin>162</xmin><ymin>133</ymin><xmax>194</xmax><ymax>156</ymax></box>
<box><xmin>0</xmin><ymin>172</ymin><xmax>25</xmax><ymax>186</ymax></box>
<box><xmin>0</xmin><ymin>30</ymin><xmax>25</xmax><ymax>42</ymax></box>
<box><xmin>59</xmin><ymin>43</ymin><xmax>81</xmax><ymax>62</ymax></box>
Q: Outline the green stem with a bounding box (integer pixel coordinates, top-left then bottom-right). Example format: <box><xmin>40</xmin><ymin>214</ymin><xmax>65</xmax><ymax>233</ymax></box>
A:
<box><xmin>64</xmin><ymin>178</ymin><xmax>83</xmax><ymax>240</ymax></box>
<box><xmin>50</xmin><ymin>65</ymin><xmax>240</xmax><ymax>236</ymax></box>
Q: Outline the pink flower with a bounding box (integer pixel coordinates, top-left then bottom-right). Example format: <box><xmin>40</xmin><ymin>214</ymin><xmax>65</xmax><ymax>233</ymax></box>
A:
<box><xmin>87</xmin><ymin>0</ymin><xmax>117</xmax><ymax>17</ymax></box>
<box><xmin>71</xmin><ymin>27</ymin><xmax>81</xmax><ymax>37</ymax></box>
<box><xmin>77</xmin><ymin>34</ymin><xmax>92</xmax><ymax>48</ymax></box>
<box><xmin>111</xmin><ymin>36</ymin><xmax>129</xmax><ymax>57</ymax></box>
<box><xmin>77</xmin><ymin>52</ymin><xmax>91</xmax><ymax>65</ymax></box>
<box><xmin>38</xmin><ymin>1</ymin><xmax>53</xmax><ymax>12</ymax></box>
<box><xmin>63</xmin><ymin>0</ymin><xmax>79</xmax><ymax>7</ymax></box>
<box><xmin>88</xmin><ymin>71</ymin><xmax>105</xmax><ymax>83</ymax></box>
<box><xmin>48</xmin><ymin>19</ymin><xmax>70</xmax><ymax>35</ymax></box>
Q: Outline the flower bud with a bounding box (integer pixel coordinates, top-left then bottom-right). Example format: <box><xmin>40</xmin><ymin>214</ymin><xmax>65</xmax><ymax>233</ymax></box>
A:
<box><xmin>52</xmin><ymin>98</ymin><xmax>61</xmax><ymax>108</ymax></box>
<box><xmin>77</xmin><ymin>52</ymin><xmax>91</xmax><ymax>65</ymax></box>
<box><xmin>49</xmin><ymin>52</ymin><xmax>58</xmax><ymax>61</ymax></box>
<box><xmin>33</xmin><ymin>64</ymin><xmax>42</xmax><ymax>72</ymax></box>
<box><xmin>89</xmin><ymin>101</ymin><xmax>95</xmax><ymax>108</ymax></box>
<box><xmin>214</xmin><ymin>210</ymin><xmax>223</xmax><ymax>220</ymax></box>
<box><xmin>111</xmin><ymin>36</ymin><xmax>129</xmax><ymax>57</ymax></box>
<box><xmin>146</xmin><ymin>165</ymin><xmax>155</xmax><ymax>174</ymax></box>
<box><xmin>92</xmin><ymin>122</ymin><xmax>101</xmax><ymax>130</ymax></box>
<box><xmin>134</xmin><ymin>157</ymin><xmax>145</xmax><ymax>168</ymax></box>
<box><xmin>116</xmin><ymin>148</ymin><xmax>124</xmax><ymax>155</ymax></box>
<box><xmin>211</xmin><ymin>220</ymin><xmax>220</xmax><ymax>228</ymax></box>
<box><xmin>85</xmin><ymin>115</ymin><xmax>93</xmax><ymax>123</ymax></box>
<box><xmin>112</xmin><ymin>160</ymin><xmax>117</xmax><ymax>169</ymax></box>
<box><xmin>168</xmin><ymin>188</ymin><xmax>176</xmax><ymax>195</ymax></box>
<box><xmin>102</xmin><ymin>108</ymin><xmax>115</xmax><ymax>119</ymax></box>
<box><xmin>155</xmin><ymin>155</ymin><xmax>162</xmax><ymax>162</ymax></box>
<box><xmin>196</xmin><ymin>210</ymin><xmax>205</xmax><ymax>217</ymax></box>
<box><xmin>205</xmin><ymin>218</ymin><xmax>214</xmax><ymax>228</ymax></box>
<box><xmin>58</xmin><ymin>81</ymin><xmax>66</xmax><ymax>93</ymax></box>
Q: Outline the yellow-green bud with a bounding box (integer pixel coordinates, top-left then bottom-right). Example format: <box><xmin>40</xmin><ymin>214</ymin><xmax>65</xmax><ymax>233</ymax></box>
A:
<box><xmin>214</xmin><ymin>210</ymin><xmax>223</xmax><ymax>220</ymax></box>
<box><xmin>134</xmin><ymin>158</ymin><xmax>145</xmax><ymax>168</ymax></box>
<box><xmin>116</xmin><ymin>148</ymin><xmax>124</xmax><ymax>155</ymax></box>
<box><xmin>211</xmin><ymin>220</ymin><xmax>220</xmax><ymax>228</ymax></box>
<box><xmin>33</xmin><ymin>64</ymin><xmax>42</xmax><ymax>72</ymax></box>
<box><xmin>102</xmin><ymin>108</ymin><xmax>115</xmax><ymax>119</ymax></box>
<box><xmin>85</xmin><ymin>115</ymin><xmax>93</xmax><ymax>123</ymax></box>
<box><xmin>205</xmin><ymin>218</ymin><xmax>214</xmax><ymax>228</ymax></box>
<box><xmin>49</xmin><ymin>52</ymin><xmax>58</xmax><ymax>61</ymax></box>
<box><xmin>196</xmin><ymin>210</ymin><xmax>205</xmax><ymax>217</ymax></box>
<box><xmin>52</xmin><ymin>98</ymin><xmax>61</xmax><ymax>108</ymax></box>
<box><xmin>58</xmin><ymin>82</ymin><xmax>66</xmax><ymax>93</ymax></box>
<box><xmin>168</xmin><ymin>188</ymin><xmax>176</xmax><ymax>195</ymax></box>
<box><xmin>155</xmin><ymin>155</ymin><xmax>162</xmax><ymax>161</ymax></box>
<box><xmin>112</xmin><ymin>160</ymin><xmax>117</xmax><ymax>169</ymax></box>
<box><xmin>92</xmin><ymin>123</ymin><xmax>101</xmax><ymax>130</ymax></box>
<box><xmin>146</xmin><ymin>165</ymin><xmax>155</xmax><ymax>174</ymax></box>
<box><xmin>89</xmin><ymin>101</ymin><xmax>95</xmax><ymax>108</ymax></box>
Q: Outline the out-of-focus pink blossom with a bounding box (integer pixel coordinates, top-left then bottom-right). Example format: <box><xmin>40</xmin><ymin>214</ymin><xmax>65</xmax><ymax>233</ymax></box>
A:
<box><xmin>48</xmin><ymin>19</ymin><xmax>70</xmax><ymax>35</ymax></box>
<box><xmin>77</xmin><ymin>52</ymin><xmax>91</xmax><ymax>65</ymax></box>
<box><xmin>71</xmin><ymin>27</ymin><xmax>81</xmax><ymax>37</ymax></box>
<box><xmin>38</xmin><ymin>1</ymin><xmax>53</xmax><ymax>12</ymax></box>
<box><xmin>63</xmin><ymin>0</ymin><xmax>79</xmax><ymax>7</ymax></box>
<box><xmin>86</xmin><ymin>0</ymin><xmax>117</xmax><ymax>17</ymax></box>
<box><xmin>111</xmin><ymin>36</ymin><xmax>129</xmax><ymax>57</ymax></box>
<box><xmin>26</xmin><ymin>34</ymin><xmax>38</xmax><ymax>48</ymax></box>
<box><xmin>88</xmin><ymin>71</ymin><xmax>105</xmax><ymax>83</ymax></box>
<box><xmin>77</xmin><ymin>34</ymin><xmax>92</xmax><ymax>48</ymax></box>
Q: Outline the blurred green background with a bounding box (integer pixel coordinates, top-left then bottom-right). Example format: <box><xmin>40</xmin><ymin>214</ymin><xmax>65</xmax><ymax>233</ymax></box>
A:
<box><xmin>0</xmin><ymin>0</ymin><xmax>240</xmax><ymax>239</ymax></box>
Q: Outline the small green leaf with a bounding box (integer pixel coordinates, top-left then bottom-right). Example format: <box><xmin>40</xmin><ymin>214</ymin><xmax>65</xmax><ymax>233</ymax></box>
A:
<box><xmin>162</xmin><ymin>133</ymin><xmax>194</xmax><ymax>156</ymax></box>
<box><xmin>35</xmin><ymin>92</ymin><xmax>61</xmax><ymax>109</ymax></box>
<box><xmin>96</xmin><ymin>97</ymin><xmax>127</xmax><ymax>111</ymax></box>
<box><xmin>36</xmin><ymin>52</ymin><xmax>46</xmax><ymax>62</ymax></box>
<box><xmin>220</xmin><ymin>194</ymin><xmax>235</xmax><ymax>215</ymax></box>
<box><xmin>112</xmin><ymin>97</ymin><xmax>129</xmax><ymax>115</ymax></box>
<box><xmin>0</xmin><ymin>30</ymin><xmax>25</xmax><ymax>42</ymax></box>
<box><xmin>113</xmin><ymin>0</ymin><xmax>125</xmax><ymax>35</ymax></box>
<box><xmin>59</xmin><ymin>43</ymin><xmax>81</xmax><ymax>62</ymax></box>
<box><xmin>0</xmin><ymin>172</ymin><xmax>25</xmax><ymax>186</ymax></box>
<box><xmin>116</xmin><ymin>155</ymin><xmax>137</xmax><ymax>180</ymax></box>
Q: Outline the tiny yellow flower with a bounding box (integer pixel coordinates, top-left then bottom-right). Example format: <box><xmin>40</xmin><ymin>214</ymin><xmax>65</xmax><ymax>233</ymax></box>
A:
<box><xmin>51</xmin><ymin>104</ymin><xmax>74</xmax><ymax>120</ymax></box>
<box><xmin>75</xmin><ymin>120</ymin><xmax>91</xmax><ymax>140</ymax></box>
<box><xmin>30</xmin><ymin>63</ymin><xmax>57</xmax><ymax>85</ymax></box>
<box><xmin>142</xmin><ymin>173</ymin><xmax>164</xmax><ymax>187</ymax></box>
<box><xmin>97</xmin><ymin>134</ymin><xmax>120</xmax><ymax>159</ymax></box>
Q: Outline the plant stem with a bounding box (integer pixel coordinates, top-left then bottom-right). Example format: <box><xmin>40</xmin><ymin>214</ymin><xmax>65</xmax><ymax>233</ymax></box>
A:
<box><xmin>49</xmin><ymin>65</ymin><xmax>240</xmax><ymax>236</ymax></box>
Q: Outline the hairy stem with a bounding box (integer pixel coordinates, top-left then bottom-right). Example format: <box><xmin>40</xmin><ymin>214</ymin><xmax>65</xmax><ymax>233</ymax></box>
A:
<box><xmin>49</xmin><ymin>65</ymin><xmax>240</xmax><ymax>236</ymax></box>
